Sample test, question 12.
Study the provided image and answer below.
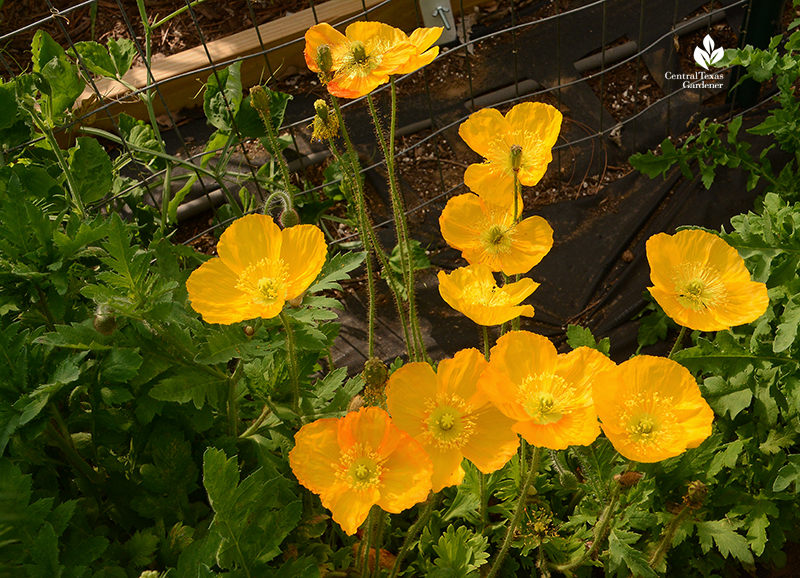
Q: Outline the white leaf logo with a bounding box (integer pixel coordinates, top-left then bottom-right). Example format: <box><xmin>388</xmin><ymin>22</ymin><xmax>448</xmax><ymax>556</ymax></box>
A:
<box><xmin>694</xmin><ymin>34</ymin><xmax>724</xmax><ymax>70</ymax></box>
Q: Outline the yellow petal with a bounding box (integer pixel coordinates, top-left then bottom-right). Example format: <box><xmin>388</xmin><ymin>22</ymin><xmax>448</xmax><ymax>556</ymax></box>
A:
<box><xmin>439</xmin><ymin>193</ymin><xmax>485</xmax><ymax>254</ymax></box>
<box><xmin>304</xmin><ymin>23</ymin><xmax>349</xmax><ymax>72</ymax></box>
<box><xmin>459</xmin><ymin>108</ymin><xmax>509</xmax><ymax>158</ymax></box>
<box><xmin>506</xmin><ymin>103</ymin><xmax>562</xmax><ymax>187</ymax></box>
<box><xmin>280</xmin><ymin>224</ymin><xmax>327</xmax><ymax>300</ymax></box>
<box><xmin>345</xmin><ymin>21</ymin><xmax>386</xmax><ymax>42</ymax></box>
<box><xmin>186</xmin><ymin>257</ymin><xmax>260</xmax><ymax>324</ymax></box>
<box><xmin>436</xmin><ymin>348</ymin><xmax>488</xmax><ymax>406</ymax></box>
<box><xmin>289</xmin><ymin>417</ymin><xmax>342</xmax><ymax>499</ymax></box>
<box><xmin>425</xmin><ymin>446</ymin><xmax>464</xmax><ymax>492</ymax></box>
<box><xmin>708</xmin><ymin>279</ymin><xmax>768</xmax><ymax>329</ymax></box>
<box><xmin>377</xmin><ymin>429</ymin><xmax>433</xmax><ymax>512</ymax></box>
<box><xmin>464</xmin><ymin>163</ymin><xmax>517</xmax><ymax>208</ymax></box>
<box><xmin>386</xmin><ymin>363</ymin><xmax>438</xmax><ymax>438</ymax></box>
<box><xmin>216</xmin><ymin>214</ymin><xmax>281</xmax><ymax>275</ymax></box>
<box><xmin>498</xmin><ymin>215</ymin><xmax>554</xmax><ymax>276</ymax></box>
<box><xmin>338</xmin><ymin>407</ymin><xmax>399</xmax><ymax>459</ymax></box>
<box><xmin>326</xmin><ymin>486</ymin><xmax>379</xmax><ymax>535</ymax></box>
<box><xmin>460</xmin><ymin>404</ymin><xmax>519</xmax><ymax>473</ymax></box>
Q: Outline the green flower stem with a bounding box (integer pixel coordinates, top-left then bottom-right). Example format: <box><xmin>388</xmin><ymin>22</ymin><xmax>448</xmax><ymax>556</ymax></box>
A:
<box><xmin>388</xmin><ymin>492</ymin><xmax>438</xmax><ymax>578</ymax></box>
<box><xmin>551</xmin><ymin>480</ymin><xmax>623</xmax><ymax>573</ymax></box>
<box><xmin>257</xmin><ymin>102</ymin><xmax>294</xmax><ymax>199</ymax></box>
<box><xmin>367</xmin><ymin>89</ymin><xmax>425</xmax><ymax>361</ymax></box>
<box><xmin>480</xmin><ymin>472</ymin><xmax>488</xmax><ymax>528</ymax></box>
<box><xmin>668</xmin><ymin>326</ymin><xmax>688</xmax><ymax>359</ymax></box>
<box><xmin>361</xmin><ymin>506</ymin><xmax>376</xmax><ymax>577</ymax></box>
<box><xmin>649</xmin><ymin>506</ymin><xmax>691</xmax><ymax>570</ymax></box>
<box><xmin>482</xmin><ymin>325</ymin><xmax>491</xmax><ymax>360</ymax></box>
<box><xmin>227</xmin><ymin>360</ymin><xmax>243</xmax><ymax>437</ymax></box>
<box><xmin>520</xmin><ymin>438</ymin><xmax>527</xmax><ymax>486</ymax></box>
<box><xmin>46</xmin><ymin>410</ymin><xmax>102</xmax><ymax>487</ymax></box>
<box><xmin>279</xmin><ymin>310</ymin><xmax>301</xmax><ymax>413</ymax></box>
<box><xmin>25</xmin><ymin>107</ymin><xmax>85</xmax><ymax>219</ymax></box>
<box><xmin>390</xmin><ymin>78</ymin><xmax>427</xmax><ymax>361</ymax></box>
<box><xmin>371</xmin><ymin>509</ymin><xmax>386</xmax><ymax>578</ymax></box>
<box><xmin>151</xmin><ymin>0</ymin><xmax>210</xmax><ymax>28</ymax></box>
<box><xmin>329</xmin><ymin>96</ymin><xmax>412</xmax><ymax>357</ymax></box>
<box><xmin>487</xmin><ymin>446</ymin><xmax>542</xmax><ymax>578</ymax></box>
<box><xmin>134</xmin><ymin>0</ymin><xmax>174</xmax><ymax>232</ymax></box>
<box><xmin>327</xmin><ymin>135</ymin><xmax>377</xmax><ymax>358</ymax></box>
<box><xmin>239</xmin><ymin>404</ymin><xmax>271</xmax><ymax>439</ymax></box>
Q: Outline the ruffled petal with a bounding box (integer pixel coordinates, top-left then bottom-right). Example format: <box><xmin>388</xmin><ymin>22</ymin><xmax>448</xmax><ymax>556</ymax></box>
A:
<box><xmin>498</xmin><ymin>215</ymin><xmax>553</xmax><ymax>275</ymax></box>
<box><xmin>436</xmin><ymin>348</ymin><xmax>488</xmax><ymax>406</ymax></box>
<box><xmin>709</xmin><ymin>279</ymin><xmax>768</xmax><ymax>329</ymax></box>
<box><xmin>289</xmin><ymin>417</ymin><xmax>342</xmax><ymax>497</ymax></box>
<box><xmin>377</xmin><ymin>431</ymin><xmax>432</xmax><ymax>512</ymax></box>
<box><xmin>439</xmin><ymin>193</ymin><xmax>485</xmax><ymax>253</ymax></box>
<box><xmin>460</xmin><ymin>405</ymin><xmax>519</xmax><ymax>472</ymax></box>
<box><xmin>326</xmin><ymin>487</ymin><xmax>379</xmax><ymax>535</ymax></box>
<box><xmin>386</xmin><ymin>363</ymin><xmax>438</xmax><ymax>438</ymax></box>
<box><xmin>280</xmin><ymin>224</ymin><xmax>328</xmax><ymax>300</ymax></box>
<box><xmin>459</xmin><ymin>109</ymin><xmax>509</xmax><ymax>158</ymax></box>
<box><xmin>186</xmin><ymin>257</ymin><xmax>261</xmax><ymax>324</ymax></box>
<box><xmin>216</xmin><ymin>214</ymin><xmax>282</xmax><ymax>276</ymax></box>
<box><xmin>338</xmin><ymin>407</ymin><xmax>400</xmax><ymax>459</ymax></box>
<box><xmin>304</xmin><ymin>23</ymin><xmax>349</xmax><ymax>72</ymax></box>
<box><xmin>464</xmin><ymin>163</ymin><xmax>517</xmax><ymax>209</ymax></box>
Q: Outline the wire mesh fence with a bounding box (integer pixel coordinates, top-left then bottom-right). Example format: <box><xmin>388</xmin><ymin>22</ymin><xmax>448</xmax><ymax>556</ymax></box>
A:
<box><xmin>0</xmin><ymin>0</ymin><xmax>785</xmax><ymax>251</ymax></box>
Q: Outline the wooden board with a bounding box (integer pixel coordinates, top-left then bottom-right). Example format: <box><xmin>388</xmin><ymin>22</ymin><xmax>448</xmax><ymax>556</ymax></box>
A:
<box><xmin>80</xmin><ymin>0</ymin><xmax>484</xmax><ymax>127</ymax></box>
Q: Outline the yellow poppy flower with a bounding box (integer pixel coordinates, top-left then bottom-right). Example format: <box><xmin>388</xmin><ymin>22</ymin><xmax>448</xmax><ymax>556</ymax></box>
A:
<box><xmin>592</xmin><ymin>355</ymin><xmax>714</xmax><ymax>463</ymax></box>
<box><xmin>304</xmin><ymin>21</ymin><xmax>415</xmax><ymax>98</ymax></box>
<box><xmin>439</xmin><ymin>193</ymin><xmax>554</xmax><ymax>276</ymax></box>
<box><xmin>437</xmin><ymin>264</ymin><xmax>538</xmax><ymax>326</ymax></box>
<box><xmin>478</xmin><ymin>331</ymin><xmax>615</xmax><ymax>449</ymax></box>
<box><xmin>289</xmin><ymin>407</ymin><xmax>432</xmax><ymax>535</ymax></box>
<box><xmin>646</xmin><ymin>229</ymin><xmax>768</xmax><ymax>332</ymax></box>
<box><xmin>386</xmin><ymin>348</ymin><xmax>519</xmax><ymax>492</ymax></box>
<box><xmin>459</xmin><ymin>102</ymin><xmax>562</xmax><ymax>208</ymax></box>
<box><xmin>391</xmin><ymin>26</ymin><xmax>443</xmax><ymax>75</ymax></box>
<box><xmin>186</xmin><ymin>214</ymin><xmax>327</xmax><ymax>324</ymax></box>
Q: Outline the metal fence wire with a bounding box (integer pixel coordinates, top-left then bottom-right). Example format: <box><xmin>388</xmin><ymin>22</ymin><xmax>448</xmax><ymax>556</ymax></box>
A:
<box><xmin>0</xmin><ymin>0</ymin><xmax>784</xmax><ymax>248</ymax></box>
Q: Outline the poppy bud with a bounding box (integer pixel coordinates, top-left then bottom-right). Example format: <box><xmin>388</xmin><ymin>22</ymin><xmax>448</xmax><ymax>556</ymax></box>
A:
<box><xmin>279</xmin><ymin>207</ymin><xmax>301</xmax><ymax>228</ymax></box>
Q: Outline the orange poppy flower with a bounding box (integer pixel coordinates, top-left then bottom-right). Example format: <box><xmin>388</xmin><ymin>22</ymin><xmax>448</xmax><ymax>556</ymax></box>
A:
<box><xmin>439</xmin><ymin>193</ymin><xmax>553</xmax><ymax>276</ymax></box>
<box><xmin>593</xmin><ymin>355</ymin><xmax>714</xmax><ymax>462</ymax></box>
<box><xmin>478</xmin><ymin>331</ymin><xmax>615</xmax><ymax>450</ymax></box>
<box><xmin>186</xmin><ymin>214</ymin><xmax>327</xmax><ymax>324</ymax></box>
<box><xmin>386</xmin><ymin>348</ymin><xmax>519</xmax><ymax>492</ymax></box>
<box><xmin>646</xmin><ymin>229</ymin><xmax>768</xmax><ymax>332</ymax></box>
<box><xmin>459</xmin><ymin>102</ymin><xmax>562</xmax><ymax>208</ymax></box>
<box><xmin>289</xmin><ymin>407</ymin><xmax>432</xmax><ymax>535</ymax></box>
<box><xmin>304</xmin><ymin>21</ymin><xmax>415</xmax><ymax>98</ymax></box>
<box><xmin>391</xmin><ymin>27</ymin><xmax>443</xmax><ymax>75</ymax></box>
<box><xmin>437</xmin><ymin>264</ymin><xmax>538</xmax><ymax>326</ymax></box>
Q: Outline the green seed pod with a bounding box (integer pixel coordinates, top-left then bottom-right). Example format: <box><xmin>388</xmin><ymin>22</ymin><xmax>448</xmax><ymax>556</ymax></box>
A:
<box><xmin>363</xmin><ymin>357</ymin><xmax>388</xmax><ymax>387</ymax></box>
<box><xmin>93</xmin><ymin>305</ymin><xmax>116</xmax><ymax>336</ymax></box>
<box><xmin>316</xmin><ymin>44</ymin><xmax>333</xmax><ymax>75</ymax></box>
<box><xmin>279</xmin><ymin>208</ymin><xmax>301</xmax><ymax>228</ymax></box>
<box><xmin>250</xmin><ymin>85</ymin><xmax>271</xmax><ymax>115</ymax></box>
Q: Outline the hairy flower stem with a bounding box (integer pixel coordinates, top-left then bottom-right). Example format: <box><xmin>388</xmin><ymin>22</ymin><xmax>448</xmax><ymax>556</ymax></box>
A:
<box><xmin>25</xmin><ymin>108</ymin><xmax>85</xmax><ymax>219</ymax></box>
<box><xmin>371</xmin><ymin>509</ymin><xmax>386</xmax><ymax>578</ymax></box>
<box><xmin>482</xmin><ymin>326</ymin><xmax>491</xmax><ymax>360</ymax></box>
<box><xmin>512</xmin><ymin>174</ymin><xmax>522</xmax><ymax>331</ymax></box>
<box><xmin>487</xmin><ymin>446</ymin><xmax>542</xmax><ymax>578</ymax></box>
<box><xmin>668</xmin><ymin>326</ymin><xmax>688</xmax><ymax>359</ymax></box>
<box><xmin>329</xmin><ymin>97</ymin><xmax>413</xmax><ymax>358</ymax></box>
<box><xmin>649</xmin><ymin>505</ymin><xmax>691</xmax><ymax>569</ymax></box>
<box><xmin>279</xmin><ymin>311</ymin><xmax>301</xmax><ymax>413</ymax></box>
<box><xmin>227</xmin><ymin>361</ymin><xmax>243</xmax><ymax>437</ymax></box>
<box><xmin>239</xmin><ymin>404</ymin><xmax>271</xmax><ymax>438</ymax></box>
<box><xmin>255</xmin><ymin>92</ymin><xmax>294</xmax><ymax>197</ymax></box>
<box><xmin>480</xmin><ymin>472</ymin><xmax>488</xmax><ymax>528</ymax></box>
<box><xmin>327</xmin><ymin>135</ymin><xmax>377</xmax><ymax>357</ymax></box>
<box><xmin>361</xmin><ymin>506</ymin><xmax>376</xmax><ymax>576</ymax></box>
<box><xmin>388</xmin><ymin>493</ymin><xmax>438</xmax><ymax>578</ymax></box>
<box><xmin>551</xmin><ymin>482</ymin><xmax>623</xmax><ymax>572</ymax></box>
<box><xmin>368</xmin><ymin>88</ymin><xmax>426</xmax><ymax>361</ymax></box>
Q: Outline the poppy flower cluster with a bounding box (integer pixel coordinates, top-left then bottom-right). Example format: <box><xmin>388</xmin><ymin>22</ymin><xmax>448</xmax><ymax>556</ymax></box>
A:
<box><xmin>437</xmin><ymin>102</ymin><xmax>562</xmax><ymax>325</ymax></box>
<box><xmin>304</xmin><ymin>21</ymin><xmax>442</xmax><ymax>99</ymax></box>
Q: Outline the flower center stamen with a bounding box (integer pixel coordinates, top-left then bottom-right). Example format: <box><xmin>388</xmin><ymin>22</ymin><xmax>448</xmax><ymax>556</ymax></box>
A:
<box><xmin>673</xmin><ymin>263</ymin><xmax>727</xmax><ymax>311</ymax></box>
<box><xmin>617</xmin><ymin>392</ymin><xmax>678</xmax><ymax>451</ymax></box>
<box><xmin>423</xmin><ymin>394</ymin><xmax>475</xmax><ymax>450</ymax></box>
<box><xmin>480</xmin><ymin>224</ymin><xmax>514</xmax><ymax>255</ymax></box>
<box><xmin>518</xmin><ymin>374</ymin><xmax>565</xmax><ymax>425</ymax></box>
<box><xmin>351</xmin><ymin>41</ymin><xmax>368</xmax><ymax>64</ymax></box>
<box><xmin>236</xmin><ymin>258</ymin><xmax>289</xmax><ymax>307</ymax></box>
<box><xmin>461</xmin><ymin>280</ymin><xmax>512</xmax><ymax>307</ymax></box>
<box><xmin>336</xmin><ymin>443</ymin><xmax>383</xmax><ymax>491</ymax></box>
